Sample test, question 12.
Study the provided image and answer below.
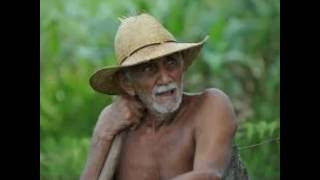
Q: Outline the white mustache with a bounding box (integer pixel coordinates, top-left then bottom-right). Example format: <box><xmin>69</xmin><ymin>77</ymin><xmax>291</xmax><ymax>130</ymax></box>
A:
<box><xmin>153</xmin><ymin>83</ymin><xmax>177</xmax><ymax>94</ymax></box>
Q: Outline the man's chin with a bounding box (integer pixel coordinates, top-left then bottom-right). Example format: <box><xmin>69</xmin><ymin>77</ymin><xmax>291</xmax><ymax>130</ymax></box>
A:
<box><xmin>137</xmin><ymin>90</ymin><xmax>183</xmax><ymax>114</ymax></box>
<box><xmin>151</xmin><ymin>97</ymin><xmax>182</xmax><ymax>114</ymax></box>
<box><xmin>152</xmin><ymin>104</ymin><xmax>179</xmax><ymax>114</ymax></box>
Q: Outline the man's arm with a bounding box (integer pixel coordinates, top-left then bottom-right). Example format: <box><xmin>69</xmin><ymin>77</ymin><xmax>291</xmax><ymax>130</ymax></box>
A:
<box><xmin>80</xmin><ymin>94</ymin><xmax>145</xmax><ymax>180</ymax></box>
<box><xmin>80</xmin><ymin>106</ymin><xmax>115</xmax><ymax>180</ymax></box>
<box><xmin>170</xmin><ymin>88</ymin><xmax>238</xmax><ymax>180</ymax></box>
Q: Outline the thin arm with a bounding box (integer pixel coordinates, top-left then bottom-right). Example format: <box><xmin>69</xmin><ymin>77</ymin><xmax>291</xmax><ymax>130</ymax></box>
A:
<box><xmin>80</xmin><ymin>106</ymin><xmax>116</xmax><ymax>180</ymax></box>
<box><xmin>170</xmin><ymin>89</ymin><xmax>238</xmax><ymax>180</ymax></box>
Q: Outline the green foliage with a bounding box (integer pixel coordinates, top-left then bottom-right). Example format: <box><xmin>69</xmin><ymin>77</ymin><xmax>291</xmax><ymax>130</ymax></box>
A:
<box><xmin>40</xmin><ymin>136</ymin><xmax>90</xmax><ymax>180</ymax></box>
<box><xmin>41</xmin><ymin>0</ymin><xmax>279</xmax><ymax>179</ymax></box>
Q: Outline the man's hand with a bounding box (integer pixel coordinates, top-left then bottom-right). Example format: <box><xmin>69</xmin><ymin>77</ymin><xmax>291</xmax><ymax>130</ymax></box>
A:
<box><xmin>80</xmin><ymin>94</ymin><xmax>145</xmax><ymax>180</ymax></box>
<box><xmin>94</xmin><ymin>94</ymin><xmax>145</xmax><ymax>140</ymax></box>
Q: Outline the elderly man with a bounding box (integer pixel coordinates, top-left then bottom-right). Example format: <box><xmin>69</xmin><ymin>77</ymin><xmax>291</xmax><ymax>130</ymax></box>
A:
<box><xmin>81</xmin><ymin>14</ymin><xmax>240</xmax><ymax>180</ymax></box>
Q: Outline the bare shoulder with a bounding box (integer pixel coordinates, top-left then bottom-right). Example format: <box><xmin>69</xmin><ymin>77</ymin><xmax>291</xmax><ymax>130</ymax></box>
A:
<box><xmin>193</xmin><ymin>88</ymin><xmax>238</xmax><ymax>130</ymax></box>
<box><xmin>186</xmin><ymin>88</ymin><xmax>233</xmax><ymax>114</ymax></box>
<box><xmin>93</xmin><ymin>104</ymin><xmax>113</xmax><ymax>133</ymax></box>
<box><xmin>201</xmin><ymin>88</ymin><xmax>233</xmax><ymax>109</ymax></box>
<box><xmin>98</xmin><ymin>104</ymin><xmax>113</xmax><ymax>119</ymax></box>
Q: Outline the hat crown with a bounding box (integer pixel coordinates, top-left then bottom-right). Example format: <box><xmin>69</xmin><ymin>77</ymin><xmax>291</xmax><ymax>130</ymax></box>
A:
<box><xmin>114</xmin><ymin>14</ymin><xmax>176</xmax><ymax>64</ymax></box>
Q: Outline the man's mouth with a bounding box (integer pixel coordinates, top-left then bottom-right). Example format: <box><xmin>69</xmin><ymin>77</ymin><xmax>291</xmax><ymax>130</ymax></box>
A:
<box><xmin>155</xmin><ymin>88</ymin><xmax>176</xmax><ymax>97</ymax></box>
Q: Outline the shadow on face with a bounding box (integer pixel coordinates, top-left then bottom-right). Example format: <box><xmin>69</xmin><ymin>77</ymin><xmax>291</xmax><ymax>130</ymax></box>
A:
<box><xmin>120</xmin><ymin>52</ymin><xmax>185</xmax><ymax>114</ymax></box>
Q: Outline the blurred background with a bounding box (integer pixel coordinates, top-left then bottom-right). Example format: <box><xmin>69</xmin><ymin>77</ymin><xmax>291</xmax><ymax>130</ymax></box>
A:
<box><xmin>40</xmin><ymin>0</ymin><xmax>280</xmax><ymax>179</ymax></box>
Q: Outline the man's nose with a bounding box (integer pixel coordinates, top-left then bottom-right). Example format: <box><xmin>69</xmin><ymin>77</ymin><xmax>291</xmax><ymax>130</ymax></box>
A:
<box><xmin>158</xmin><ymin>67</ymin><xmax>172</xmax><ymax>84</ymax></box>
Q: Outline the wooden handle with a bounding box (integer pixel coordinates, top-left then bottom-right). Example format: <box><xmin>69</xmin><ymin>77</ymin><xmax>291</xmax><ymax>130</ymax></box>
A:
<box><xmin>98</xmin><ymin>93</ymin><xmax>143</xmax><ymax>180</ymax></box>
<box><xmin>98</xmin><ymin>131</ymin><xmax>126</xmax><ymax>180</ymax></box>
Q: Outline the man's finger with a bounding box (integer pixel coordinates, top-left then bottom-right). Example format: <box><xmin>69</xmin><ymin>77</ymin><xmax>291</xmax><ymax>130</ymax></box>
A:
<box><xmin>119</xmin><ymin>93</ymin><xmax>135</xmax><ymax>101</ymax></box>
<box><xmin>130</xmin><ymin>123</ymin><xmax>140</xmax><ymax>130</ymax></box>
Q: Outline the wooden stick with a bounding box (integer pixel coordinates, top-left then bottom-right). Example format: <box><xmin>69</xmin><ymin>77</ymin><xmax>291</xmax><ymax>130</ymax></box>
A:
<box><xmin>98</xmin><ymin>131</ymin><xmax>126</xmax><ymax>180</ymax></box>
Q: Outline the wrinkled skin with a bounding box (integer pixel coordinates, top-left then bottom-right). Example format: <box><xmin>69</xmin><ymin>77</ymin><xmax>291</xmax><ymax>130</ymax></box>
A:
<box><xmin>81</xmin><ymin>53</ymin><xmax>238</xmax><ymax>180</ymax></box>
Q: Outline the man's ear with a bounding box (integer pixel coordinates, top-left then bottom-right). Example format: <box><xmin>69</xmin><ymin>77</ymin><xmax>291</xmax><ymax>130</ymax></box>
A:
<box><xmin>117</xmin><ymin>71</ymin><xmax>136</xmax><ymax>96</ymax></box>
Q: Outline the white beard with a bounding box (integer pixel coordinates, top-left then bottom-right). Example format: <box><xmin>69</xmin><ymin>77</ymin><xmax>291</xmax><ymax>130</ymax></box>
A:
<box><xmin>136</xmin><ymin>81</ymin><xmax>183</xmax><ymax>118</ymax></box>
<box><xmin>150</xmin><ymin>84</ymin><xmax>183</xmax><ymax>114</ymax></box>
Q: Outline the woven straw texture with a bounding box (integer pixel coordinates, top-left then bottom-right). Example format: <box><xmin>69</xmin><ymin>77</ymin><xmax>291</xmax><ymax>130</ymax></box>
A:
<box><xmin>90</xmin><ymin>13</ymin><xmax>208</xmax><ymax>95</ymax></box>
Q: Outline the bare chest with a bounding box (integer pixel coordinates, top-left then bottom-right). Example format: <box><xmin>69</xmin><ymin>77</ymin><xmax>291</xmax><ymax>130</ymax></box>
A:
<box><xmin>115</xmin><ymin>121</ymin><xmax>195</xmax><ymax>180</ymax></box>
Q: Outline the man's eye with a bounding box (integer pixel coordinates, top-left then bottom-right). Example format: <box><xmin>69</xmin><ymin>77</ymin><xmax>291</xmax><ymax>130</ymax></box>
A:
<box><xmin>166</xmin><ymin>58</ymin><xmax>178</xmax><ymax>66</ymax></box>
<box><xmin>142</xmin><ymin>64</ymin><xmax>155</xmax><ymax>72</ymax></box>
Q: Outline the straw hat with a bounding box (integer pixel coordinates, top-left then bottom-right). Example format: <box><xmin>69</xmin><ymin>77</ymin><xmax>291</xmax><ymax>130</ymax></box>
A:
<box><xmin>90</xmin><ymin>13</ymin><xmax>208</xmax><ymax>95</ymax></box>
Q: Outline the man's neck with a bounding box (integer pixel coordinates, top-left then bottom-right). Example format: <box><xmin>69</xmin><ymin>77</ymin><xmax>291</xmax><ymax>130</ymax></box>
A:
<box><xmin>144</xmin><ymin>110</ymin><xmax>177</xmax><ymax>129</ymax></box>
<box><xmin>142</xmin><ymin>94</ymin><xmax>188</xmax><ymax>130</ymax></box>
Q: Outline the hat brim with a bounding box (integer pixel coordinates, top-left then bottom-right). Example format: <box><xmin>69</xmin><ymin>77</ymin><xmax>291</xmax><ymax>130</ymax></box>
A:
<box><xmin>90</xmin><ymin>36</ymin><xmax>209</xmax><ymax>95</ymax></box>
